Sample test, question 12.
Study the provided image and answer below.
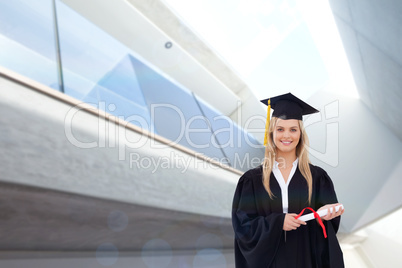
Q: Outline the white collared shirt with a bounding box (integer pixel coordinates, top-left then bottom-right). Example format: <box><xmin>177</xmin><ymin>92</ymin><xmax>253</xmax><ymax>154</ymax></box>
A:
<box><xmin>272</xmin><ymin>158</ymin><xmax>299</xmax><ymax>213</ymax></box>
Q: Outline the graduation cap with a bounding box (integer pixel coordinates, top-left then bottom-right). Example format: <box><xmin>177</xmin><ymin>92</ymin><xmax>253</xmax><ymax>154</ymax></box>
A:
<box><xmin>261</xmin><ymin>93</ymin><xmax>319</xmax><ymax>146</ymax></box>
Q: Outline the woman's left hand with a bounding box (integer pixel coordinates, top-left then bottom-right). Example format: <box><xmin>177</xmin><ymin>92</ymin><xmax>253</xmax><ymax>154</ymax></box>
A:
<box><xmin>317</xmin><ymin>203</ymin><xmax>344</xmax><ymax>221</ymax></box>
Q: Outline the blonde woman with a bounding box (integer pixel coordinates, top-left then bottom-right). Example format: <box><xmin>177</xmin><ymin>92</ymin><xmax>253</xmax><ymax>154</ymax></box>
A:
<box><xmin>232</xmin><ymin>93</ymin><xmax>344</xmax><ymax>268</ymax></box>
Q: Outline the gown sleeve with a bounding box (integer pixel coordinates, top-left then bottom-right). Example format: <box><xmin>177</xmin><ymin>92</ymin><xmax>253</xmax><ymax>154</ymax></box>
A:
<box><xmin>314</xmin><ymin>167</ymin><xmax>344</xmax><ymax>267</ymax></box>
<box><xmin>231</xmin><ymin>170</ymin><xmax>285</xmax><ymax>268</ymax></box>
<box><xmin>316</xmin><ymin>169</ymin><xmax>341</xmax><ymax>233</ymax></box>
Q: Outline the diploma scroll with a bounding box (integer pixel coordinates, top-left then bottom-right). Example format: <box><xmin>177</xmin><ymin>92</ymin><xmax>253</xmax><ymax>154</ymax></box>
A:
<box><xmin>298</xmin><ymin>204</ymin><xmax>344</xmax><ymax>222</ymax></box>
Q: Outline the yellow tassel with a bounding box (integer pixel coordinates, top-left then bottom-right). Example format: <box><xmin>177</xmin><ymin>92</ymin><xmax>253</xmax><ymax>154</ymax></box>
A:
<box><xmin>264</xmin><ymin>99</ymin><xmax>271</xmax><ymax>146</ymax></box>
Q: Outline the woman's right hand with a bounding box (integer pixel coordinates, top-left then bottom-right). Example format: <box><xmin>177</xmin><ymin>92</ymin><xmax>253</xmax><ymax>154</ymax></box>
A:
<box><xmin>283</xmin><ymin>213</ymin><xmax>306</xmax><ymax>231</ymax></box>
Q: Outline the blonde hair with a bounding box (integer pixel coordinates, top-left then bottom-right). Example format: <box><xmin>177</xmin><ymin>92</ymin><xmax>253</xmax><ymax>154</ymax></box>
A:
<box><xmin>262</xmin><ymin>117</ymin><xmax>313</xmax><ymax>204</ymax></box>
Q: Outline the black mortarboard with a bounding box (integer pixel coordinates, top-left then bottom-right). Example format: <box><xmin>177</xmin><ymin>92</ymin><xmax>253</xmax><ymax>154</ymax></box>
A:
<box><xmin>260</xmin><ymin>93</ymin><xmax>319</xmax><ymax>145</ymax></box>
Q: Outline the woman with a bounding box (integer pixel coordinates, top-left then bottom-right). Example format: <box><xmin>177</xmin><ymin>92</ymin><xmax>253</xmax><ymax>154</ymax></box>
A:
<box><xmin>232</xmin><ymin>93</ymin><xmax>344</xmax><ymax>268</ymax></box>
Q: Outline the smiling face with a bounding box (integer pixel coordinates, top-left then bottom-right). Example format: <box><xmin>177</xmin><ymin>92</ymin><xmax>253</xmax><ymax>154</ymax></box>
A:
<box><xmin>272</xmin><ymin>118</ymin><xmax>301</xmax><ymax>156</ymax></box>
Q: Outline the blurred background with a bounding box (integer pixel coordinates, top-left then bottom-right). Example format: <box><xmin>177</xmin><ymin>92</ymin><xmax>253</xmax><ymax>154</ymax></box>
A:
<box><xmin>0</xmin><ymin>0</ymin><xmax>401</xmax><ymax>267</ymax></box>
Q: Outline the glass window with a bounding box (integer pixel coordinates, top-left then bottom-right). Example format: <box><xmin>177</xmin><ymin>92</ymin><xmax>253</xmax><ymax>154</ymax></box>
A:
<box><xmin>195</xmin><ymin>95</ymin><xmax>265</xmax><ymax>171</ymax></box>
<box><xmin>131</xmin><ymin>56</ymin><xmax>227</xmax><ymax>161</ymax></box>
<box><xmin>0</xmin><ymin>0</ymin><xmax>59</xmax><ymax>90</ymax></box>
<box><xmin>55</xmin><ymin>1</ymin><xmax>151</xmax><ymax>130</ymax></box>
<box><xmin>0</xmin><ymin>0</ymin><xmax>263</xmax><ymax>169</ymax></box>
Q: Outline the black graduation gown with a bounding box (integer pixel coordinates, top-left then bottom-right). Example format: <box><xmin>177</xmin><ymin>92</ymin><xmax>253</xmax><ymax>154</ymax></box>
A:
<box><xmin>232</xmin><ymin>164</ymin><xmax>344</xmax><ymax>268</ymax></box>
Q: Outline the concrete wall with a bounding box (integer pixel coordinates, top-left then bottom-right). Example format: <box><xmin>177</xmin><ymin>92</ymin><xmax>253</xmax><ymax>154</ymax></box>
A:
<box><xmin>306</xmin><ymin>90</ymin><xmax>402</xmax><ymax>233</ymax></box>
<box><xmin>0</xmin><ymin>69</ymin><xmax>238</xmax><ymax>266</ymax></box>
<box><xmin>0</xmin><ymin>250</ymin><xmax>235</xmax><ymax>268</ymax></box>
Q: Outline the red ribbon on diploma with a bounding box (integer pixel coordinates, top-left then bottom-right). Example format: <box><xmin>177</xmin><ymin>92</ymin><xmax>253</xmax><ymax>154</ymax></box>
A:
<box><xmin>295</xmin><ymin>207</ymin><xmax>327</xmax><ymax>238</ymax></box>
